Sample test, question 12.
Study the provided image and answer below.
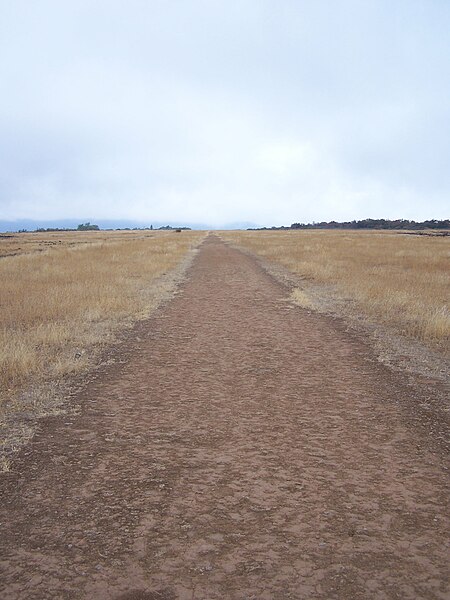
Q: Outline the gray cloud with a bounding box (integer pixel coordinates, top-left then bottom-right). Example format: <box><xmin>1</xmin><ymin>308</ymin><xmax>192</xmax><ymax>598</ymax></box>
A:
<box><xmin>1</xmin><ymin>0</ymin><xmax>449</xmax><ymax>226</ymax></box>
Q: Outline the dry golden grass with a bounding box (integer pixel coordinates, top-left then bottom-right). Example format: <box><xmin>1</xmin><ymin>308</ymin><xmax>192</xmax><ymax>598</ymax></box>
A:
<box><xmin>0</xmin><ymin>230</ymin><xmax>205</xmax><ymax>402</ymax></box>
<box><xmin>221</xmin><ymin>230</ymin><xmax>450</xmax><ymax>347</ymax></box>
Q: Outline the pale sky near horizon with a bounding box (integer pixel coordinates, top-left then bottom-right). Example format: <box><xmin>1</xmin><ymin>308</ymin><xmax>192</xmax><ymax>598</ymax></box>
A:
<box><xmin>1</xmin><ymin>0</ymin><xmax>449</xmax><ymax>227</ymax></box>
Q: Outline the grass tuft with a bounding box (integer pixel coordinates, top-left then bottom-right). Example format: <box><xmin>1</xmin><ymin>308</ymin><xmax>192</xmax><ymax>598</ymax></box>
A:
<box><xmin>290</xmin><ymin>288</ymin><xmax>316</xmax><ymax>310</ymax></box>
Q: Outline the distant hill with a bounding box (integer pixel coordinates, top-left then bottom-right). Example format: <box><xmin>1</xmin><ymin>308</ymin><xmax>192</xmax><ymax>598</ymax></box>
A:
<box><xmin>0</xmin><ymin>219</ymin><xmax>209</xmax><ymax>232</ymax></box>
<box><xmin>0</xmin><ymin>218</ymin><xmax>261</xmax><ymax>233</ymax></box>
<box><xmin>220</xmin><ymin>221</ymin><xmax>259</xmax><ymax>230</ymax></box>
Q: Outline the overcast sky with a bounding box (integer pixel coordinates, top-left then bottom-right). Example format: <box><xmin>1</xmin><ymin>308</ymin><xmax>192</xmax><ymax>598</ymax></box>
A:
<box><xmin>1</xmin><ymin>0</ymin><xmax>449</xmax><ymax>227</ymax></box>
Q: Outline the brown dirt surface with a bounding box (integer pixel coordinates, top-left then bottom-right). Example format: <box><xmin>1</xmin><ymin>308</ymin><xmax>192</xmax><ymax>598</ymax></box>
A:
<box><xmin>1</xmin><ymin>235</ymin><xmax>449</xmax><ymax>600</ymax></box>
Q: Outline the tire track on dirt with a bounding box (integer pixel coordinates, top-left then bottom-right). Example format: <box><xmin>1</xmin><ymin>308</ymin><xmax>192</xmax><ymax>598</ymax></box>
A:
<box><xmin>0</xmin><ymin>235</ymin><xmax>448</xmax><ymax>599</ymax></box>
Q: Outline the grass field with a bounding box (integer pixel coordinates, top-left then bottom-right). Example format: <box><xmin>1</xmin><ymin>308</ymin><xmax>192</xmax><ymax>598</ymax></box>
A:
<box><xmin>221</xmin><ymin>230</ymin><xmax>450</xmax><ymax>349</ymax></box>
<box><xmin>0</xmin><ymin>230</ymin><xmax>205</xmax><ymax>405</ymax></box>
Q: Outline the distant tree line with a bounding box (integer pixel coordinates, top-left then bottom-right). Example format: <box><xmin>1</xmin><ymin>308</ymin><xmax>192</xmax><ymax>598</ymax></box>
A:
<box><xmin>250</xmin><ymin>219</ymin><xmax>450</xmax><ymax>231</ymax></box>
<box><xmin>291</xmin><ymin>218</ymin><xmax>450</xmax><ymax>230</ymax></box>
<box><xmin>33</xmin><ymin>227</ymin><xmax>74</xmax><ymax>232</ymax></box>
<box><xmin>156</xmin><ymin>225</ymin><xmax>191</xmax><ymax>230</ymax></box>
<box><xmin>19</xmin><ymin>223</ymin><xmax>192</xmax><ymax>233</ymax></box>
<box><xmin>32</xmin><ymin>223</ymin><xmax>100</xmax><ymax>232</ymax></box>
<box><xmin>114</xmin><ymin>225</ymin><xmax>191</xmax><ymax>231</ymax></box>
<box><xmin>77</xmin><ymin>222</ymin><xmax>100</xmax><ymax>231</ymax></box>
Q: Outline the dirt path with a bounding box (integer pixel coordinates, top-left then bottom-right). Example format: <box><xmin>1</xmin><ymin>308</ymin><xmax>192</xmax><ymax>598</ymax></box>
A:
<box><xmin>1</xmin><ymin>236</ymin><xmax>448</xmax><ymax>600</ymax></box>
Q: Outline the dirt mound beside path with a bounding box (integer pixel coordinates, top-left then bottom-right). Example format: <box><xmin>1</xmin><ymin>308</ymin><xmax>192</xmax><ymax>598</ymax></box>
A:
<box><xmin>1</xmin><ymin>235</ymin><xmax>448</xmax><ymax>599</ymax></box>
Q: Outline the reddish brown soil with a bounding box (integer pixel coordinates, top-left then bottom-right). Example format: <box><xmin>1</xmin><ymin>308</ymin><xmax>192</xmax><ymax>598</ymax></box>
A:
<box><xmin>1</xmin><ymin>236</ymin><xmax>449</xmax><ymax>599</ymax></box>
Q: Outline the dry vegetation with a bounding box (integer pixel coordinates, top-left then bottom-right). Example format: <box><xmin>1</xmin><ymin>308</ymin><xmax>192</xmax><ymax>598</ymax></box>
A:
<box><xmin>221</xmin><ymin>230</ymin><xmax>450</xmax><ymax>349</ymax></box>
<box><xmin>0</xmin><ymin>230</ymin><xmax>205</xmax><ymax>406</ymax></box>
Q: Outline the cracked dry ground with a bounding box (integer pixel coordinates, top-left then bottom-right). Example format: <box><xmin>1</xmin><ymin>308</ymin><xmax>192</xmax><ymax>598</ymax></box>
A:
<box><xmin>1</xmin><ymin>236</ymin><xmax>449</xmax><ymax>600</ymax></box>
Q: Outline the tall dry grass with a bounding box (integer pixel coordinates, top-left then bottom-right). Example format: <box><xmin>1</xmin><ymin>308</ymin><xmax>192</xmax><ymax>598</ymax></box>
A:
<box><xmin>0</xmin><ymin>231</ymin><xmax>205</xmax><ymax>401</ymax></box>
<box><xmin>221</xmin><ymin>230</ymin><xmax>450</xmax><ymax>347</ymax></box>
